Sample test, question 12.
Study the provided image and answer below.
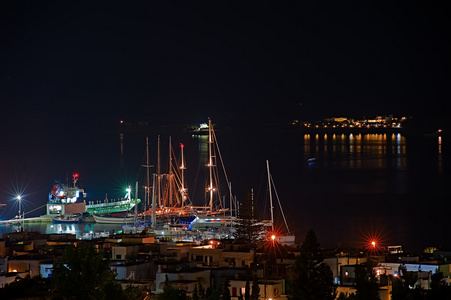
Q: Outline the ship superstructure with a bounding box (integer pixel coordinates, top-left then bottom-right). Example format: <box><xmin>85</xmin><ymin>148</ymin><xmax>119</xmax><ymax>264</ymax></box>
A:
<box><xmin>46</xmin><ymin>173</ymin><xmax>86</xmax><ymax>216</ymax></box>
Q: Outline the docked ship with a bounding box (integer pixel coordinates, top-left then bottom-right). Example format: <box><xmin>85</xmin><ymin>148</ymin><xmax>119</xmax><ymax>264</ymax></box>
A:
<box><xmin>86</xmin><ymin>186</ymin><xmax>140</xmax><ymax>217</ymax></box>
<box><xmin>46</xmin><ymin>174</ymin><xmax>140</xmax><ymax>221</ymax></box>
<box><xmin>46</xmin><ymin>173</ymin><xmax>87</xmax><ymax>217</ymax></box>
<box><xmin>52</xmin><ymin>214</ymin><xmax>82</xmax><ymax>224</ymax></box>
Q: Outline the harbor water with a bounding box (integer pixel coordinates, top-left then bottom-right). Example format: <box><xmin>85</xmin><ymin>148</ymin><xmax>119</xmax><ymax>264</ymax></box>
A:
<box><xmin>1</xmin><ymin>125</ymin><xmax>449</xmax><ymax>251</ymax></box>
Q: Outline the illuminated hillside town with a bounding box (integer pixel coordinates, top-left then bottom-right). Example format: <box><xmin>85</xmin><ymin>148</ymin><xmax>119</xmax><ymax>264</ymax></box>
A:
<box><xmin>291</xmin><ymin>115</ymin><xmax>406</xmax><ymax>129</ymax></box>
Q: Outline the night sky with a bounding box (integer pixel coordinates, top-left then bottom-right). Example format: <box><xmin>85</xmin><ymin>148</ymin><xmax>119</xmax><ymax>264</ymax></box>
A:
<box><xmin>1</xmin><ymin>2</ymin><xmax>450</xmax><ymax>245</ymax></box>
<box><xmin>2</xmin><ymin>2</ymin><xmax>450</xmax><ymax>126</ymax></box>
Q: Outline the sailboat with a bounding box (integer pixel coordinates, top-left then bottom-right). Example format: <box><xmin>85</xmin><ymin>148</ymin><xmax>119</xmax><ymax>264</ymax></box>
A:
<box><xmin>143</xmin><ymin>136</ymin><xmax>195</xmax><ymax>235</ymax></box>
<box><xmin>265</xmin><ymin>160</ymin><xmax>296</xmax><ymax>246</ymax></box>
<box><xmin>188</xmin><ymin>118</ymin><xmax>237</xmax><ymax>232</ymax></box>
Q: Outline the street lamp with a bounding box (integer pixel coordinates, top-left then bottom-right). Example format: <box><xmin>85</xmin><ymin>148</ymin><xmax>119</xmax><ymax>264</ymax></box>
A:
<box><xmin>126</xmin><ymin>187</ymin><xmax>131</xmax><ymax>200</ymax></box>
<box><xmin>17</xmin><ymin>195</ymin><xmax>21</xmax><ymax>219</ymax></box>
<box><xmin>17</xmin><ymin>195</ymin><xmax>23</xmax><ymax>231</ymax></box>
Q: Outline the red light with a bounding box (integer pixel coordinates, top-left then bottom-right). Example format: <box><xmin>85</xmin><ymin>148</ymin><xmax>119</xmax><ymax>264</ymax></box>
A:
<box><xmin>73</xmin><ymin>173</ymin><xmax>79</xmax><ymax>178</ymax></box>
<box><xmin>180</xmin><ymin>143</ymin><xmax>184</xmax><ymax>148</ymax></box>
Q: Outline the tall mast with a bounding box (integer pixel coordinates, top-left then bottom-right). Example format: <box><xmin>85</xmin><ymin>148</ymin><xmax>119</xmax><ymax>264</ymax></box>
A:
<box><xmin>180</xmin><ymin>143</ymin><xmax>187</xmax><ymax>206</ymax></box>
<box><xmin>151</xmin><ymin>173</ymin><xmax>156</xmax><ymax>230</ymax></box>
<box><xmin>229</xmin><ymin>182</ymin><xmax>233</xmax><ymax>218</ymax></box>
<box><xmin>134</xmin><ymin>181</ymin><xmax>138</xmax><ymax>226</ymax></box>
<box><xmin>146</xmin><ymin>137</ymin><xmax>151</xmax><ymax>213</ymax></box>
<box><xmin>266</xmin><ymin>160</ymin><xmax>275</xmax><ymax>232</ymax></box>
<box><xmin>157</xmin><ymin>135</ymin><xmax>161</xmax><ymax>207</ymax></box>
<box><xmin>207</xmin><ymin>118</ymin><xmax>214</xmax><ymax>213</ymax></box>
<box><xmin>168</xmin><ymin>136</ymin><xmax>173</xmax><ymax>207</ymax></box>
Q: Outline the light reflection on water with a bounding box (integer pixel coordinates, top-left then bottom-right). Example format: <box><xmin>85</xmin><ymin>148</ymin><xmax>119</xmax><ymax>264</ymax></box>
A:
<box><xmin>303</xmin><ymin>133</ymin><xmax>407</xmax><ymax>170</ymax></box>
<box><xmin>0</xmin><ymin>222</ymin><xmax>124</xmax><ymax>238</ymax></box>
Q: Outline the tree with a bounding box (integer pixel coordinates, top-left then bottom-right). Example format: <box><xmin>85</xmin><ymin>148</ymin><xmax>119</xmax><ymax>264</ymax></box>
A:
<box><xmin>52</xmin><ymin>245</ymin><xmax>119</xmax><ymax>300</ymax></box>
<box><xmin>234</xmin><ymin>189</ymin><xmax>264</xmax><ymax>249</ymax></box>
<box><xmin>0</xmin><ymin>275</ymin><xmax>54</xmax><ymax>299</ymax></box>
<box><xmin>354</xmin><ymin>261</ymin><xmax>380</xmax><ymax>300</ymax></box>
<box><xmin>287</xmin><ymin>230</ymin><xmax>336</xmax><ymax>300</ymax></box>
<box><xmin>244</xmin><ymin>280</ymin><xmax>250</xmax><ymax>300</ymax></box>
<box><xmin>222</xmin><ymin>278</ymin><xmax>231</xmax><ymax>300</ymax></box>
<box><xmin>156</xmin><ymin>284</ymin><xmax>187</xmax><ymax>300</ymax></box>
<box><xmin>391</xmin><ymin>265</ymin><xmax>423</xmax><ymax>300</ymax></box>
<box><xmin>428</xmin><ymin>271</ymin><xmax>451</xmax><ymax>299</ymax></box>
<box><xmin>198</xmin><ymin>281</ymin><xmax>205</xmax><ymax>298</ymax></box>
<box><xmin>251</xmin><ymin>276</ymin><xmax>260</xmax><ymax>300</ymax></box>
<box><xmin>123</xmin><ymin>285</ymin><xmax>147</xmax><ymax>300</ymax></box>
<box><xmin>192</xmin><ymin>284</ymin><xmax>199</xmax><ymax>300</ymax></box>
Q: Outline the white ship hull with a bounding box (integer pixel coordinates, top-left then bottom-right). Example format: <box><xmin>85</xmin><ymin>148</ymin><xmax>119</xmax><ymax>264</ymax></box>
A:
<box><xmin>188</xmin><ymin>215</ymin><xmax>237</xmax><ymax>231</ymax></box>
<box><xmin>92</xmin><ymin>214</ymin><xmax>136</xmax><ymax>224</ymax></box>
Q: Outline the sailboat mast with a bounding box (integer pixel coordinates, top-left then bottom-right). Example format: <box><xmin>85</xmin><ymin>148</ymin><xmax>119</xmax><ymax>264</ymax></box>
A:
<box><xmin>168</xmin><ymin>136</ymin><xmax>173</xmax><ymax>207</ymax></box>
<box><xmin>229</xmin><ymin>182</ymin><xmax>233</xmax><ymax>218</ymax></box>
<box><xmin>208</xmin><ymin>118</ymin><xmax>214</xmax><ymax>213</ymax></box>
<box><xmin>151</xmin><ymin>173</ymin><xmax>157</xmax><ymax>229</ymax></box>
<box><xmin>134</xmin><ymin>181</ymin><xmax>138</xmax><ymax>226</ymax></box>
<box><xmin>157</xmin><ymin>135</ymin><xmax>161</xmax><ymax>207</ymax></box>
<box><xmin>266</xmin><ymin>160</ymin><xmax>275</xmax><ymax>232</ymax></box>
<box><xmin>180</xmin><ymin>143</ymin><xmax>187</xmax><ymax>206</ymax></box>
<box><xmin>146</xmin><ymin>137</ymin><xmax>150</xmax><ymax>213</ymax></box>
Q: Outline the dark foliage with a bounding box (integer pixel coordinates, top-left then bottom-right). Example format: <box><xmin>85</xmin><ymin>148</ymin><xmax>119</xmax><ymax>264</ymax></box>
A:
<box><xmin>52</xmin><ymin>245</ymin><xmax>145</xmax><ymax>300</ymax></box>
<box><xmin>251</xmin><ymin>276</ymin><xmax>260</xmax><ymax>300</ymax></box>
<box><xmin>222</xmin><ymin>278</ymin><xmax>231</xmax><ymax>300</ymax></box>
<box><xmin>354</xmin><ymin>261</ymin><xmax>380</xmax><ymax>300</ymax></box>
<box><xmin>0</xmin><ymin>275</ymin><xmax>55</xmax><ymax>299</ymax></box>
<box><xmin>287</xmin><ymin>230</ymin><xmax>336</xmax><ymax>300</ymax></box>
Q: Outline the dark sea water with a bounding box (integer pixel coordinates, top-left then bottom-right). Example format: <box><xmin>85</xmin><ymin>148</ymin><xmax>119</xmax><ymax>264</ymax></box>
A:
<box><xmin>1</xmin><ymin>125</ymin><xmax>449</xmax><ymax>252</ymax></box>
